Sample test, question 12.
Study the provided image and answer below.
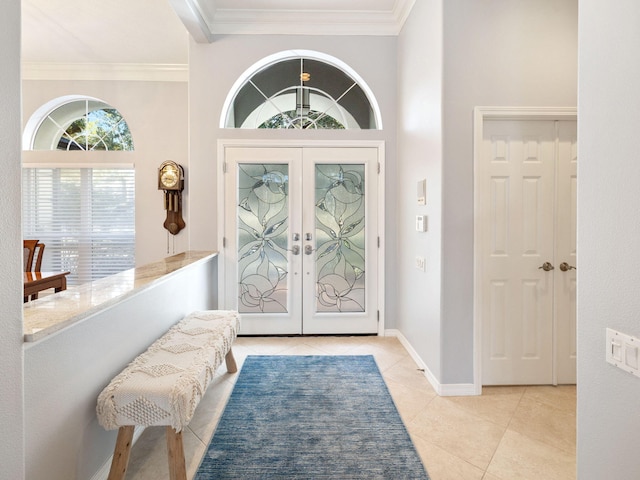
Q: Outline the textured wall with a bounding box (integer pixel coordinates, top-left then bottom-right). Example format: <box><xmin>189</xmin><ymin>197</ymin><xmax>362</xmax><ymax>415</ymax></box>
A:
<box><xmin>577</xmin><ymin>1</ymin><xmax>640</xmax><ymax>478</ymax></box>
<box><xmin>0</xmin><ymin>0</ymin><xmax>25</xmax><ymax>477</ymax></box>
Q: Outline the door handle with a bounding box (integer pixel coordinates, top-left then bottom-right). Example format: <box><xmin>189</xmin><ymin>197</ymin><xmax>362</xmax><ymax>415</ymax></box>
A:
<box><xmin>538</xmin><ymin>262</ymin><xmax>554</xmax><ymax>272</ymax></box>
<box><xmin>304</xmin><ymin>245</ymin><xmax>314</xmax><ymax>255</ymax></box>
<box><xmin>291</xmin><ymin>245</ymin><xmax>300</xmax><ymax>255</ymax></box>
<box><xmin>559</xmin><ymin>262</ymin><xmax>576</xmax><ymax>272</ymax></box>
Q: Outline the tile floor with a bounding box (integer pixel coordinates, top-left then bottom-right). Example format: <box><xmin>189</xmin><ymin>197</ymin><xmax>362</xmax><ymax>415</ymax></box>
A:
<box><xmin>124</xmin><ymin>335</ymin><xmax>576</xmax><ymax>480</ymax></box>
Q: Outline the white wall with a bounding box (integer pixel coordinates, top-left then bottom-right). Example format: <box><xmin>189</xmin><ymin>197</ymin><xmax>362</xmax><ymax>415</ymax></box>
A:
<box><xmin>440</xmin><ymin>0</ymin><xmax>578</xmax><ymax>383</ymax></box>
<box><xmin>22</xmin><ymin>79</ymin><xmax>189</xmax><ymax>266</ymax></box>
<box><xmin>24</xmin><ymin>257</ymin><xmax>217</xmax><ymax>480</ymax></box>
<box><xmin>187</xmin><ymin>34</ymin><xmax>399</xmax><ymax>324</ymax></box>
<box><xmin>0</xmin><ymin>1</ymin><xmax>25</xmax><ymax>478</ymax></box>
<box><xmin>577</xmin><ymin>1</ymin><xmax>640</xmax><ymax>477</ymax></box>
<box><xmin>396</xmin><ymin>0</ymin><xmax>444</xmax><ymax>380</ymax></box>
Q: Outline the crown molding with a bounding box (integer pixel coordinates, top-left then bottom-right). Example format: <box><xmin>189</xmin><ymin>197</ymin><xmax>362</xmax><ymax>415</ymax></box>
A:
<box><xmin>22</xmin><ymin>63</ymin><xmax>188</xmax><ymax>82</ymax></box>
<box><xmin>178</xmin><ymin>0</ymin><xmax>415</xmax><ymax>40</ymax></box>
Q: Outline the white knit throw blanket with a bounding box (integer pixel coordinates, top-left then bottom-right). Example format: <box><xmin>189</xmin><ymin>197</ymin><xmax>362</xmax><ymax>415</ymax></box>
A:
<box><xmin>96</xmin><ymin>310</ymin><xmax>239</xmax><ymax>432</ymax></box>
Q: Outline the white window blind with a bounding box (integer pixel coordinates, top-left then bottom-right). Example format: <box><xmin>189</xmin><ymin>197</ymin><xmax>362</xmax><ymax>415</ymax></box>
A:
<box><xmin>22</xmin><ymin>167</ymin><xmax>135</xmax><ymax>286</ymax></box>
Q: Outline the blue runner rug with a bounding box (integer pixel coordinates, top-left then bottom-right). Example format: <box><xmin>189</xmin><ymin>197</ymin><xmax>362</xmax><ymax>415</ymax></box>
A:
<box><xmin>195</xmin><ymin>355</ymin><xmax>430</xmax><ymax>479</ymax></box>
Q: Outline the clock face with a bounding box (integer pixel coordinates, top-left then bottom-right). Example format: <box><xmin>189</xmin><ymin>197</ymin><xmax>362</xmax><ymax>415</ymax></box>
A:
<box><xmin>160</xmin><ymin>166</ymin><xmax>179</xmax><ymax>188</ymax></box>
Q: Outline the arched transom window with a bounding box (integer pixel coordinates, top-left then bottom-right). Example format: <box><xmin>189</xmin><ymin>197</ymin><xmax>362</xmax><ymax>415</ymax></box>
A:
<box><xmin>222</xmin><ymin>51</ymin><xmax>382</xmax><ymax>130</ymax></box>
<box><xmin>24</xmin><ymin>95</ymin><xmax>134</xmax><ymax>151</ymax></box>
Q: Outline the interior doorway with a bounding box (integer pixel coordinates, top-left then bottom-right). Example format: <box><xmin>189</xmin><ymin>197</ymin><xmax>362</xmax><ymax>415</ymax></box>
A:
<box><xmin>474</xmin><ymin>108</ymin><xmax>577</xmax><ymax>388</ymax></box>
<box><xmin>219</xmin><ymin>143</ymin><xmax>384</xmax><ymax>335</ymax></box>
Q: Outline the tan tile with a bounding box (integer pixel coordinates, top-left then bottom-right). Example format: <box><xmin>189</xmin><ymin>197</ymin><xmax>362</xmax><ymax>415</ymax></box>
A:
<box><xmin>234</xmin><ymin>336</ymin><xmax>306</xmax><ymax>354</ymax></box>
<box><xmin>126</xmin><ymin>426</ymin><xmax>206</xmax><ymax>480</ymax></box>
<box><xmin>486</xmin><ymin>430</ymin><xmax>576</xmax><ymax>480</ymax></box>
<box><xmin>300</xmin><ymin>335</ymin><xmax>370</xmax><ymax>354</ymax></box>
<box><xmin>522</xmin><ymin>385</ymin><xmax>576</xmax><ymax>412</ymax></box>
<box><xmin>412</xmin><ymin>435</ymin><xmax>485</xmax><ymax>480</ymax></box>
<box><xmin>446</xmin><ymin>390</ymin><xmax>523</xmax><ymax>427</ymax></box>
<box><xmin>509</xmin><ymin>396</ymin><xmax>576</xmax><ymax>454</ymax></box>
<box><xmin>409</xmin><ymin>396</ymin><xmax>505</xmax><ymax>470</ymax></box>
<box><xmin>188</xmin><ymin>378</ymin><xmax>234</xmax><ymax>444</ymax></box>
<box><xmin>277</xmin><ymin>343</ymin><xmax>333</xmax><ymax>356</ymax></box>
<box><xmin>481</xmin><ymin>474</ymin><xmax>504</xmax><ymax>480</ymax></box>
<box><xmin>481</xmin><ymin>385</ymin><xmax>527</xmax><ymax>396</ymax></box>
<box><xmin>385</xmin><ymin>377</ymin><xmax>437</xmax><ymax>423</ymax></box>
<box><xmin>382</xmin><ymin>355</ymin><xmax>431</xmax><ymax>389</ymax></box>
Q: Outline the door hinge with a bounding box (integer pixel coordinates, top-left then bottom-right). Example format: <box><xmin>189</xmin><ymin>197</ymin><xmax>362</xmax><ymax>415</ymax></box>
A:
<box><xmin>377</xmin><ymin>236</ymin><xmax>380</xmax><ymax>248</ymax></box>
<box><xmin>377</xmin><ymin>162</ymin><xmax>381</xmax><ymax>174</ymax></box>
<box><xmin>223</xmin><ymin>162</ymin><xmax>227</xmax><ymax>173</ymax></box>
<box><xmin>377</xmin><ymin>310</ymin><xmax>380</xmax><ymax>323</ymax></box>
<box><xmin>222</xmin><ymin>237</ymin><xmax>226</xmax><ymax>248</ymax></box>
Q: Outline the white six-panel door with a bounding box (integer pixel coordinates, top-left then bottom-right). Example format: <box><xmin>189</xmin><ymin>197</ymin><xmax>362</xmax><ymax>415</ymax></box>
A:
<box><xmin>480</xmin><ymin>119</ymin><xmax>577</xmax><ymax>385</ymax></box>
<box><xmin>223</xmin><ymin>146</ymin><xmax>379</xmax><ymax>335</ymax></box>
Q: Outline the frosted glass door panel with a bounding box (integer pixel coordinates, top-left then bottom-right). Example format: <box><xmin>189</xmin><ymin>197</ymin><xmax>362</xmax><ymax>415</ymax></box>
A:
<box><xmin>315</xmin><ymin>164</ymin><xmax>366</xmax><ymax>312</ymax></box>
<box><xmin>237</xmin><ymin>163</ymin><xmax>289</xmax><ymax>314</ymax></box>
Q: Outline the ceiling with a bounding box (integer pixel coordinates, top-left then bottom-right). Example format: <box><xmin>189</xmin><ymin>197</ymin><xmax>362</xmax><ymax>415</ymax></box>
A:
<box><xmin>22</xmin><ymin>0</ymin><xmax>415</xmax><ymax>65</ymax></box>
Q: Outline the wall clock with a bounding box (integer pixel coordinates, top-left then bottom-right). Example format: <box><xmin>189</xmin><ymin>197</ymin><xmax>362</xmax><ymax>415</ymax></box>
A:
<box><xmin>158</xmin><ymin>160</ymin><xmax>185</xmax><ymax>235</ymax></box>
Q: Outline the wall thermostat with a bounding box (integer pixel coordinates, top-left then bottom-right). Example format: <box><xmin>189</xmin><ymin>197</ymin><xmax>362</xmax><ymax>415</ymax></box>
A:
<box><xmin>416</xmin><ymin>215</ymin><xmax>427</xmax><ymax>232</ymax></box>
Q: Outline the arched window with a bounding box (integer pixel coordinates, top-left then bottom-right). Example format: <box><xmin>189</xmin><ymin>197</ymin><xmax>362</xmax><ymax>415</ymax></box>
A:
<box><xmin>23</xmin><ymin>95</ymin><xmax>134</xmax><ymax>151</ymax></box>
<box><xmin>221</xmin><ymin>50</ymin><xmax>382</xmax><ymax>130</ymax></box>
<box><xmin>22</xmin><ymin>96</ymin><xmax>135</xmax><ymax>286</ymax></box>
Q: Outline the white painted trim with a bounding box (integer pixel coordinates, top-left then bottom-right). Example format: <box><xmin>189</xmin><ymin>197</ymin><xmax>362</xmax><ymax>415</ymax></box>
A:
<box><xmin>218</xmin><ymin>139</ymin><xmax>385</xmax><ymax>335</ymax></box>
<box><xmin>89</xmin><ymin>426</ymin><xmax>145</xmax><ymax>480</ymax></box>
<box><xmin>168</xmin><ymin>0</ymin><xmax>214</xmax><ymax>43</ymax></box>
<box><xmin>376</xmin><ymin>143</ymin><xmax>386</xmax><ymax>336</ymax></box>
<box><xmin>385</xmin><ymin>329</ymin><xmax>476</xmax><ymax>396</ymax></box>
<box><xmin>205</xmin><ymin>0</ymin><xmax>415</xmax><ymax>36</ymax></box>
<box><xmin>22</xmin><ymin>63</ymin><xmax>188</xmax><ymax>82</ymax></box>
<box><xmin>472</xmin><ymin>106</ymin><xmax>578</xmax><ymax>395</ymax></box>
<box><xmin>22</xmin><ymin>163</ymin><xmax>134</xmax><ymax>169</ymax></box>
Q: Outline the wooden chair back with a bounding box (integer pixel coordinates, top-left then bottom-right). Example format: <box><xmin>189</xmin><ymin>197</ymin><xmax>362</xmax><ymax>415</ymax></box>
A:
<box><xmin>24</xmin><ymin>240</ymin><xmax>45</xmax><ymax>272</ymax></box>
<box><xmin>23</xmin><ymin>240</ymin><xmax>38</xmax><ymax>272</ymax></box>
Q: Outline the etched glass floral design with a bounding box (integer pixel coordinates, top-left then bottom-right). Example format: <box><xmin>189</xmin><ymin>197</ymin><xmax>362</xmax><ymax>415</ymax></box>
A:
<box><xmin>315</xmin><ymin>164</ymin><xmax>365</xmax><ymax>312</ymax></box>
<box><xmin>237</xmin><ymin>164</ymin><xmax>289</xmax><ymax>313</ymax></box>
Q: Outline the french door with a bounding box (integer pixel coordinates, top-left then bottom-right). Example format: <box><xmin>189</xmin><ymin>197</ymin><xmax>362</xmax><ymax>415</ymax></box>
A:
<box><xmin>479</xmin><ymin>118</ymin><xmax>577</xmax><ymax>385</ymax></box>
<box><xmin>222</xmin><ymin>146</ymin><xmax>379</xmax><ymax>335</ymax></box>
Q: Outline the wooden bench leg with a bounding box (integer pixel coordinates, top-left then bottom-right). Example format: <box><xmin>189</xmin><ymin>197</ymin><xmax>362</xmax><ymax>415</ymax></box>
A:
<box><xmin>225</xmin><ymin>348</ymin><xmax>238</xmax><ymax>373</ymax></box>
<box><xmin>167</xmin><ymin>427</ymin><xmax>187</xmax><ymax>480</ymax></box>
<box><xmin>107</xmin><ymin>426</ymin><xmax>135</xmax><ymax>480</ymax></box>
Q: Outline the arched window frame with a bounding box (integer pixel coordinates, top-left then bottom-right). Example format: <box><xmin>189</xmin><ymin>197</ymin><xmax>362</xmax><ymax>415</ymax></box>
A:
<box><xmin>220</xmin><ymin>50</ymin><xmax>383</xmax><ymax>130</ymax></box>
<box><xmin>22</xmin><ymin>94</ymin><xmax>134</xmax><ymax>151</ymax></box>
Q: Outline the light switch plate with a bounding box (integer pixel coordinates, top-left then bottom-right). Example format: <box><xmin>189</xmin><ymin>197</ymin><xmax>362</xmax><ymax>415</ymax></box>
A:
<box><xmin>416</xmin><ymin>215</ymin><xmax>427</xmax><ymax>232</ymax></box>
<box><xmin>606</xmin><ymin>328</ymin><xmax>640</xmax><ymax>378</ymax></box>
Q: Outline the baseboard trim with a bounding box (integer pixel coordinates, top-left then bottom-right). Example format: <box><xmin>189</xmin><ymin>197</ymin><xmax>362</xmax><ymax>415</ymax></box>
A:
<box><xmin>90</xmin><ymin>426</ymin><xmax>146</xmax><ymax>480</ymax></box>
<box><xmin>385</xmin><ymin>329</ymin><xmax>478</xmax><ymax>397</ymax></box>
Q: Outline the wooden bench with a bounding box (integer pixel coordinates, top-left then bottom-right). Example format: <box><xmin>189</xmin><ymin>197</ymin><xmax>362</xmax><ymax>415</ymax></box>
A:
<box><xmin>96</xmin><ymin>310</ymin><xmax>240</xmax><ymax>480</ymax></box>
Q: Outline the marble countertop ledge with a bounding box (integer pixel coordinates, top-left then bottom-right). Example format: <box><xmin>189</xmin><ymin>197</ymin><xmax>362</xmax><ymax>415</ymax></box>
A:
<box><xmin>23</xmin><ymin>250</ymin><xmax>218</xmax><ymax>343</ymax></box>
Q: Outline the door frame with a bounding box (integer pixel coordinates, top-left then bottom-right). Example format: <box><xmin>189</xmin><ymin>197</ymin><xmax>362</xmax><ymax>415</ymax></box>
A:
<box><xmin>473</xmin><ymin>107</ymin><xmax>577</xmax><ymax>394</ymax></box>
<box><xmin>217</xmin><ymin>139</ymin><xmax>386</xmax><ymax>335</ymax></box>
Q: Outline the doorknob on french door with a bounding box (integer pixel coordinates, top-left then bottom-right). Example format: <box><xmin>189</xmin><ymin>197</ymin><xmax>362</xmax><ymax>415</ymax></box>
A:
<box><xmin>559</xmin><ymin>262</ymin><xmax>576</xmax><ymax>271</ymax></box>
<box><xmin>304</xmin><ymin>245</ymin><xmax>314</xmax><ymax>255</ymax></box>
<box><xmin>538</xmin><ymin>262</ymin><xmax>555</xmax><ymax>271</ymax></box>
